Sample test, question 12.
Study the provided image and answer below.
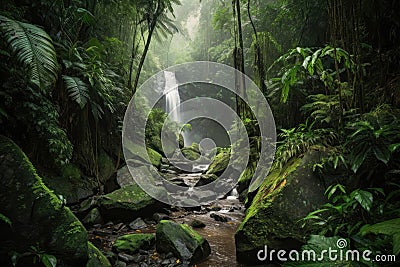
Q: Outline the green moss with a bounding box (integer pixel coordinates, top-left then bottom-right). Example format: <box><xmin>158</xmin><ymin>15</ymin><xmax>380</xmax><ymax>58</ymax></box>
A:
<box><xmin>156</xmin><ymin>220</ymin><xmax>210</xmax><ymax>262</ymax></box>
<box><xmin>206</xmin><ymin>149</ymin><xmax>230</xmax><ymax>175</ymax></box>
<box><xmin>61</xmin><ymin>163</ymin><xmax>81</xmax><ymax>180</ymax></box>
<box><xmin>181</xmin><ymin>147</ymin><xmax>201</xmax><ymax>160</ymax></box>
<box><xmin>147</xmin><ymin>147</ymin><xmax>162</xmax><ymax>168</ymax></box>
<box><xmin>87</xmin><ymin>242</ymin><xmax>111</xmax><ymax>267</ymax></box>
<box><xmin>113</xmin><ymin>234</ymin><xmax>155</xmax><ymax>253</ymax></box>
<box><xmin>98</xmin><ymin>184</ymin><xmax>156</xmax><ymax>213</ymax></box>
<box><xmin>0</xmin><ymin>136</ymin><xmax>88</xmax><ymax>264</ymax></box>
<box><xmin>98</xmin><ymin>152</ymin><xmax>115</xmax><ymax>182</ymax></box>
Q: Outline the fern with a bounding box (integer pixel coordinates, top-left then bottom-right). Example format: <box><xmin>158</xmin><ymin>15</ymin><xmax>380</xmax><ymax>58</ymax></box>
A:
<box><xmin>0</xmin><ymin>15</ymin><xmax>59</xmax><ymax>91</ymax></box>
<box><xmin>62</xmin><ymin>75</ymin><xmax>89</xmax><ymax>109</ymax></box>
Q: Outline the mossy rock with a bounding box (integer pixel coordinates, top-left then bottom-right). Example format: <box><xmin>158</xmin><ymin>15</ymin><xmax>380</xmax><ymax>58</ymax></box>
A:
<box><xmin>113</xmin><ymin>233</ymin><xmax>155</xmax><ymax>254</ymax></box>
<box><xmin>235</xmin><ymin>151</ymin><xmax>334</xmax><ymax>264</ymax></box>
<box><xmin>97</xmin><ymin>184</ymin><xmax>163</xmax><ymax>221</ymax></box>
<box><xmin>206</xmin><ymin>149</ymin><xmax>230</xmax><ymax>176</ymax></box>
<box><xmin>156</xmin><ymin>220</ymin><xmax>211</xmax><ymax>264</ymax></box>
<box><xmin>41</xmin><ymin>174</ymin><xmax>98</xmax><ymax>204</ymax></box>
<box><xmin>181</xmin><ymin>146</ymin><xmax>201</xmax><ymax>160</ymax></box>
<box><xmin>147</xmin><ymin>147</ymin><xmax>162</xmax><ymax>168</ymax></box>
<box><xmin>0</xmin><ymin>136</ymin><xmax>88</xmax><ymax>265</ymax></box>
<box><xmin>61</xmin><ymin>163</ymin><xmax>81</xmax><ymax>180</ymax></box>
<box><xmin>98</xmin><ymin>152</ymin><xmax>115</xmax><ymax>184</ymax></box>
<box><xmin>86</xmin><ymin>242</ymin><xmax>111</xmax><ymax>267</ymax></box>
<box><xmin>195</xmin><ymin>174</ymin><xmax>218</xmax><ymax>187</ymax></box>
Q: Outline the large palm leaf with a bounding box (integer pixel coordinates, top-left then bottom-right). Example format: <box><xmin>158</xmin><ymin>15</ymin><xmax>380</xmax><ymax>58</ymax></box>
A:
<box><xmin>0</xmin><ymin>15</ymin><xmax>59</xmax><ymax>91</ymax></box>
<box><xmin>62</xmin><ymin>75</ymin><xmax>89</xmax><ymax>109</ymax></box>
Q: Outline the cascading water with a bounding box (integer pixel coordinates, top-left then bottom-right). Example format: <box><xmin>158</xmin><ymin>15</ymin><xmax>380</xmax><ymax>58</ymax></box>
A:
<box><xmin>164</xmin><ymin>71</ymin><xmax>181</xmax><ymax>122</ymax></box>
<box><xmin>164</xmin><ymin>71</ymin><xmax>190</xmax><ymax>146</ymax></box>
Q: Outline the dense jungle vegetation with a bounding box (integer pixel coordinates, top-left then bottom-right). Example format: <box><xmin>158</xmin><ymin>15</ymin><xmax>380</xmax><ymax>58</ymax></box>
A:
<box><xmin>0</xmin><ymin>0</ymin><xmax>400</xmax><ymax>266</ymax></box>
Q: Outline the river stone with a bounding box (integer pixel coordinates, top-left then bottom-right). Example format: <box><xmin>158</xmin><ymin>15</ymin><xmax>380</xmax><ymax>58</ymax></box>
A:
<box><xmin>235</xmin><ymin>150</ymin><xmax>334</xmax><ymax>264</ymax></box>
<box><xmin>0</xmin><ymin>136</ymin><xmax>88</xmax><ymax>265</ymax></box>
<box><xmin>113</xmin><ymin>234</ymin><xmax>155</xmax><ymax>254</ymax></box>
<box><xmin>195</xmin><ymin>174</ymin><xmax>218</xmax><ymax>187</ymax></box>
<box><xmin>128</xmin><ymin>217</ymin><xmax>147</xmax><ymax>230</ymax></box>
<box><xmin>87</xmin><ymin>242</ymin><xmax>112</xmax><ymax>267</ymax></box>
<box><xmin>156</xmin><ymin>220</ymin><xmax>211</xmax><ymax>264</ymax></box>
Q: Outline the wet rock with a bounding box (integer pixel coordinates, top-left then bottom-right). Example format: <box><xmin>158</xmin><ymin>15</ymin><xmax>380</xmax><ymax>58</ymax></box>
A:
<box><xmin>0</xmin><ymin>136</ymin><xmax>89</xmax><ymax>265</ymax></box>
<box><xmin>118</xmin><ymin>253</ymin><xmax>136</xmax><ymax>263</ymax></box>
<box><xmin>190</xmin><ymin>219</ymin><xmax>206</xmax><ymax>228</ymax></box>
<box><xmin>153</xmin><ymin>212</ymin><xmax>170</xmax><ymax>223</ymax></box>
<box><xmin>86</xmin><ymin>242</ymin><xmax>112</xmax><ymax>267</ymax></box>
<box><xmin>156</xmin><ymin>220</ymin><xmax>211</xmax><ymax>264</ymax></box>
<box><xmin>82</xmin><ymin>207</ymin><xmax>103</xmax><ymax>225</ymax></box>
<box><xmin>115</xmin><ymin>261</ymin><xmax>127</xmax><ymax>267</ymax></box>
<box><xmin>195</xmin><ymin>174</ymin><xmax>218</xmax><ymax>187</ymax></box>
<box><xmin>113</xmin><ymin>233</ymin><xmax>155</xmax><ymax>254</ymax></box>
<box><xmin>235</xmin><ymin>151</ymin><xmax>335</xmax><ymax>264</ymax></box>
<box><xmin>129</xmin><ymin>217</ymin><xmax>147</xmax><ymax>230</ymax></box>
<box><xmin>210</xmin><ymin>212</ymin><xmax>230</xmax><ymax>222</ymax></box>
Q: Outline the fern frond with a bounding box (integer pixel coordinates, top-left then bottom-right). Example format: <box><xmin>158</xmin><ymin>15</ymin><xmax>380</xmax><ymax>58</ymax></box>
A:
<box><xmin>0</xmin><ymin>15</ymin><xmax>59</xmax><ymax>91</ymax></box>
<box><xmin>62</xmin><ymin>75</ymin><xmax>89</xmax><ymax>109</ymax></box>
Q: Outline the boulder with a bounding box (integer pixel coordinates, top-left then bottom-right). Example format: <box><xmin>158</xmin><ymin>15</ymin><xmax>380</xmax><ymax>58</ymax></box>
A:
<box><xmin>206</xmin><ymin>149</ymin><xmax>230</xmax><ymax>176</ymax></box>
<box><xmin>156</xmin><ymin>220</ymin><xmax>211</xmax><ymax>264</ymax></box>
<box><xmin>86</xmin><ymin>242</ymin><xmax>112</xmax><ymax>267</ymax></box>
<box><xmin>0</xmin><ymin>136</ymin><xmax>88</xmax><ymax>265</ymax></box>
<box><xmin>147</xmin><ymin>147</ymin><xmax>162</xmax><ymax>169</ymax></box>
<box><xmin>235</xmin><ymin>151</ymin><xmax>333</xmax><ymax>264</ymax></box>
<box><xmin>113</xmin><ymin>234</ymin><xmax>155</xmax><ymax>254</ymax></box>
<box><xmin>181</xmin><ymin>147</ymin><xmax>201</xmax><ymax>160</ymax></box>
<box><xmin>195</xmin><ymin>174</ymin><xmax>218</xmax><ymax>187</ymax></box>
<box><xmin>97</xmin><ymin>152</ymin><xmax>115</xmax><ymax>184</ymax></box>
<box><xmin>41</xmin><ymin>171</ymin><xmax>98</xmax><ymax>204</ymax></box>
<box><xmin>116</xmin><ymin>166</ymin><xmax>135</xmax><ymax>187</ymax></box>
<box><xmin>97</xmin><ymin>184</ymin><xmax>163</xmax><ymax>221</ymax></box>
<box><xmin>82</xmin><ymin>208</ymin><xmax>103</xmax><ymax>225</ymax></box>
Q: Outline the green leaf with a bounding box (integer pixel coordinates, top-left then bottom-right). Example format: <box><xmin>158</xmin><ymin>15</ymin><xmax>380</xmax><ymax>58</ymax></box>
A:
<box><xmin>373</xmin><ymin>146</ymin><xmax>390</xmax><ymax>164</ymax></box>
<box><xmin>353</xmin><ymin>190</ymin><xmax>373</xmax><ymax>212</ymax></box>
<box><xmin>0</xmin><ymin>212</ymin><xmax>11</xmax><ymax>225</ymax></box>
<box><xmin>0</xmin><ymin>15</ymin><xmax>59</xmax><ymax>91</ymax></box>
<box><xmin>360</xmin><ymin>218</ymin><xmax>400</xmax><ymax>255</ymax></box>
<box><xmin>41</xmin><ymin>254</ymin><xmax>57</xmax><ymax>267</ymax></box>
<box><xmin>62</xmin><ymin>76</ymin><xmax>89</xmax><ymax>109</ymax></box>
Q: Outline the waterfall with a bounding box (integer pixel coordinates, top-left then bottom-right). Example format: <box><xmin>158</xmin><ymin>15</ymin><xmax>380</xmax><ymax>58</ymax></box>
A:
<box><xmin>164</xmin><ymin>71</ymin><xmax>181</xmax><ymax>122</ymax></box>
<box><xmin>164</xmin><ymin>71</ymin><xmax>190</xmax><ymax>146</ymax></box>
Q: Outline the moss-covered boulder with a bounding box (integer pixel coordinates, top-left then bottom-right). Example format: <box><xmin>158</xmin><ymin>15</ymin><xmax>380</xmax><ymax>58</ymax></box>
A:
<box><xmin>156</xmin><ymin>220</ymin><xmax>211</xmax><ymax>264</ymax></box>
<box><xmin>113</xmin><ymin>234</ymin><xmax>155</xmax><ymax>254</ymax></box>
<box><xmin>0</xmin><ymin>136</ymin><xmax>88</xmax><ymax>265</ymax></box>
<box><xmin>181</xmin><ymin>143</ymin><xmax>201</xmax><ymax>160</ymax></box>
<box><xmin>86</xmin><ymin>242</ymin><xmax>112</xmax><ymax>267</ymax></box>
<box><xmin>97</xmin><ymin>184</ymin><xmax>162</xmax><ymax>221</ymax></box>
<box><xmin>147</xmin><ymin>147</ymin><xmax>162</xmax><ymax>168</ymax></box>
<box><xmin>235</xmin><ymin>151</ymin><xmax>333</xmax><ymax>264</ymax></box>
<box><xmin>41</xmin><ymin>173</ymin><xmax>98</xmax><ymax>204</ymax></box>
<box><xmin>206</xmin><ymin>149</ymin><xmax>230</xmax><ymax>176</ymax></box>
